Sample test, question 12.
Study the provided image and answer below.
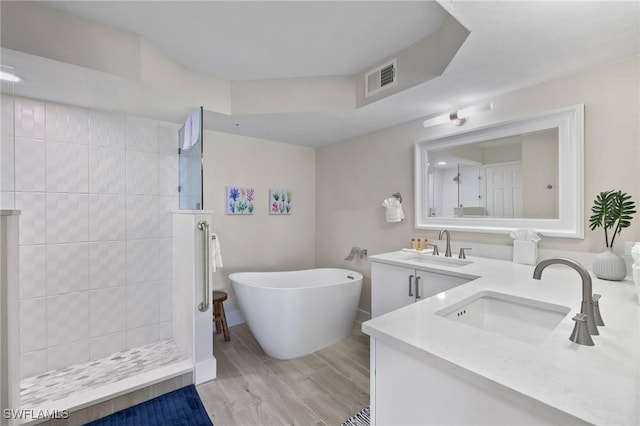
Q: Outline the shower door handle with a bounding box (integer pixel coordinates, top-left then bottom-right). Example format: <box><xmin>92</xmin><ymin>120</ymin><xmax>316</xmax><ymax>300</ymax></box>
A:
<box><xmin>197</xmin><ymin>220</ymin><xmax>210</xmax><ymax>312</ymax></box>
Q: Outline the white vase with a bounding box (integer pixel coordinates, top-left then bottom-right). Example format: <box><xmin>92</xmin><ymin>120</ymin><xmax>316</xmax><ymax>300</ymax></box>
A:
<box><xmin>592</xmin><ymin>247</ymin><xmax>627</xmax><ymax>281</ymax></box>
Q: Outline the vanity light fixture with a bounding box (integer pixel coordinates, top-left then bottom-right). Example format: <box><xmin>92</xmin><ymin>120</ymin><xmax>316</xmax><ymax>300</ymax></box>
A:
<box><xmin>423</xmin><ymin>102</ymin><xmax>493</xmax><ymax>128</ymax></box>
<box><xmin>0</xmin><ymin>70</ymin><xmax>23</xmax><ymax>83</ymax></box>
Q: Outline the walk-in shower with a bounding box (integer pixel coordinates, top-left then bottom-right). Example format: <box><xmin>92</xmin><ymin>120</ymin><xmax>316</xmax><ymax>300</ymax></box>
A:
<box><xmin>0</xmin><ymin>70</ymin><xmax>214</xmax><ymax>424</ymax></box>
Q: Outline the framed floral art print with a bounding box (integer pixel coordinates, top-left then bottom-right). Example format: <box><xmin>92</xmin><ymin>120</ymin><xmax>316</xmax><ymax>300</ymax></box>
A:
<box><xmin>269</xmin><ymin>189</ymin><xmax>292</xmax><ymax>215</ymax></box>
<box><xmin>226</xmin><ymin>186</ymin><xmax>254</xmax><ymax>215</ymax></box>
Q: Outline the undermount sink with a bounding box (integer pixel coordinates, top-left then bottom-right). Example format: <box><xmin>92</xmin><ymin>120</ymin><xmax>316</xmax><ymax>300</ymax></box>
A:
<box><xmin>404</xmin><ymin>255</ymin><xmax>473</xmax><ymax>268</ymax></box>
<box><xmin>436</xmin><ymin>291</ymin><xmax>570</xmax><ymax>344</ymax></box>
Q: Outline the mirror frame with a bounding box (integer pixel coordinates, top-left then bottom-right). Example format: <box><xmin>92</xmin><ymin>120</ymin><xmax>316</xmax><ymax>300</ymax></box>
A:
<box><xmin>414</xmin><ymin>104</ymin><xmax>584</xmax><ymax>238</ymax></box>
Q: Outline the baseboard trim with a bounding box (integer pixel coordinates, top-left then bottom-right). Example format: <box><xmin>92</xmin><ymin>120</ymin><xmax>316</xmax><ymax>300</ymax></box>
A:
<box><xmin>225</xmin><ymin>309</ymin><xmax>245</xmax><ymax>327</ymax></box>
<box><xmin>211</xmin><ymin>308</ymin><xmax>245</xmax><ymax>333</ymax></box>
<box><xmin>355</xmin><ymin>308</ymin><xmax>371</xmax><ymax>323</ymax></box>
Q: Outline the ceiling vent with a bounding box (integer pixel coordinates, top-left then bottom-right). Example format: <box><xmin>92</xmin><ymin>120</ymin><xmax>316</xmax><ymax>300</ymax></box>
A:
<box><xmin>365</xmin><ymin>58</ymin><xmax>398</xmax><ymax>98</ymax></box>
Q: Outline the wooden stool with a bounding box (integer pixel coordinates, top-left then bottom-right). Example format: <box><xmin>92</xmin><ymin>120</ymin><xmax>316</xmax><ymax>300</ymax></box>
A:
<box><xmin>212</xmin><ymin>291</ymin><xmax>230</xmax><ymax>341</ymax></box>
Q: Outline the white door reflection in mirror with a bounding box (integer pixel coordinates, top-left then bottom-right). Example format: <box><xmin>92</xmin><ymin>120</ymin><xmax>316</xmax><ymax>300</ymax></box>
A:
<box><xmin>485</xmin><ymin>162</ymin><xmax>523</xmax><ymax>218</ymax></box>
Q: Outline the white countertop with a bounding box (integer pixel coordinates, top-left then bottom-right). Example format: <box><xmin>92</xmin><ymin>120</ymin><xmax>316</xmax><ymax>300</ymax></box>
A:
<box><xmin>363</xmin><ymin>251</ymin><xmax>640</xmax><ymax>425</ymax></box>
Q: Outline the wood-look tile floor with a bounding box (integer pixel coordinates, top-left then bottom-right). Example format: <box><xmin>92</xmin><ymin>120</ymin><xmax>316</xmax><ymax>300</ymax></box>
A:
<box><xmin>197</xmin><ymin>322</ymin><xmax>370</xmax><ymax>426</ymax></box>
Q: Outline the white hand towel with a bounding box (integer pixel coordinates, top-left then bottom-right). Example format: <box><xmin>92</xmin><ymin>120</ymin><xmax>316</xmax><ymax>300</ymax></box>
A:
<box><xmin>189</xmin><ymin>109</ymin><xmax>200</xmax><ymax>148</ymax></box>
<box><xmin>182</xmin><ymin>113</ymin><xmax>192</xmax><ymax>150</ymax></box>
<box><xmin>181</xmin><ymin>110</ymin><xmax>200</xmax><ymax>151</ymax></box>
<box><xmin>211</xmin><ymin>233</ymin><xmax>223</xmax><ymax>272</ymax></box>
<box><xmin>382</xmin><ymin>198</ymin><xmax>405</xmax><ymax>223</ymax></box>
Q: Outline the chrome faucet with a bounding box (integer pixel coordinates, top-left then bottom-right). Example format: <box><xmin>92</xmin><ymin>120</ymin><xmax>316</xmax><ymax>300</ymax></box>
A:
<box><xmin>532</xmin><ymin>258</ymin><xmax>603</xmax><ymax>342</ymax></box>
<box><xmin>438</xmin><ymin>229</ymin><xmax>452</xmax><ymax>257</ymax></box>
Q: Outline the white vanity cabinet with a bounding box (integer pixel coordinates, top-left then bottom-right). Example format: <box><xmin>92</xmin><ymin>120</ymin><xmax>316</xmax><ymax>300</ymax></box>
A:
<box><xmin>370</xmin><ymin>339</ymin><xmax>561</xmax><ymax>426</ymax></box>
<box><xmin>371</xmin><ymin>261</ymin><xmax>471</xmax><ymax>318</ymax></box>
<box><xmin>364</xmin><ymin>251</ymin><xmax>640</xmax><ymax>425</ymax></box>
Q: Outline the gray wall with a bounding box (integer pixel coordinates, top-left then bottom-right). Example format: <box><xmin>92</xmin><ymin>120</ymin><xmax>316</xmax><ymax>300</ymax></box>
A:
<box><xmin>202</xmin><ymin>130</ymin><xmax>316</xmax><ymax>322</ymax></box>
<box><xmin>316</xmin><ymin>57</ymin><xmax>639</xmax><ymax>315</ymax></box>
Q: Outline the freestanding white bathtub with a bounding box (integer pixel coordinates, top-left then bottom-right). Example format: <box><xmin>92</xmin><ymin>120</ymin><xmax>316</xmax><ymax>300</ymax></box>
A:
<box><xmin>229</xmin><ymin>268</ymin><xmax>363</xmax><ymax>360</ymax></box>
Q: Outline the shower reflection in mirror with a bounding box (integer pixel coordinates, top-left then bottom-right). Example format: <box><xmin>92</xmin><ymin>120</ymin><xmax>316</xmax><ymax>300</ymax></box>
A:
<box><xmin>427</xmin><ymin>128</ymin><xmax>558</xmax><ymax>219</ymax></box>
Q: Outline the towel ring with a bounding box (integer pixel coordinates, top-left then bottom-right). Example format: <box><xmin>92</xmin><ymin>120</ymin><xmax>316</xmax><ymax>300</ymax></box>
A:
<box><xmin>392</xmin><ymin>192</ymin><xmax>402</xmax><ymax>203</ymax></box>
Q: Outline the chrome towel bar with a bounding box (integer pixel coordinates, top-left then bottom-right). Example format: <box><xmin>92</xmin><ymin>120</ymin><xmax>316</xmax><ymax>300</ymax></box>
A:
<box><xmin>197</xmin><ymin>220</ymin><xmax>210</xmax><ymax>312</ymax></box>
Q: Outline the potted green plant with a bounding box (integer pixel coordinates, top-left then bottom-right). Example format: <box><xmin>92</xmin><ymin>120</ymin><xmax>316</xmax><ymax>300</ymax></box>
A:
<box><xmin>589</xmin><ymin>189</ymin><xmax>636</xmax><ymax>280</ymax></box>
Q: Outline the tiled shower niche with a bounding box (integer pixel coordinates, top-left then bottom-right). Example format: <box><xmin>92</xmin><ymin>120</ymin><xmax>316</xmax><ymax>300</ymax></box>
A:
<box><xmin>1</xmin><ymin>96</ymin><xmax>180</xmax><ymax>379</ymax></box>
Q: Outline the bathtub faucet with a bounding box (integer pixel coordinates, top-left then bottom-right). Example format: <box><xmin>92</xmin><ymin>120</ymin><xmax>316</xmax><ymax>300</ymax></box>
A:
<box><xmin>345</xmin><ymin>246</ymin><xmax>367</xmax><ymax>261</ymax></box>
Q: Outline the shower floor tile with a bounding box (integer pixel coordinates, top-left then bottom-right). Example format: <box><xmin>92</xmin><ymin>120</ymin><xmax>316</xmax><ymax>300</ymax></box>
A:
<box><xmin>20</xmin><ymin>339</ymin><xmax>187</xmax><ymax>409</ymax></box>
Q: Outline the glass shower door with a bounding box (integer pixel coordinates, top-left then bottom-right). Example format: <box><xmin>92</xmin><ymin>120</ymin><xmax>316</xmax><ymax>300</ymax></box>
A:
<box><xmin>179</xmin><ymin>107</ymin><xmax>203</xmax><ymax>210</ymax></box>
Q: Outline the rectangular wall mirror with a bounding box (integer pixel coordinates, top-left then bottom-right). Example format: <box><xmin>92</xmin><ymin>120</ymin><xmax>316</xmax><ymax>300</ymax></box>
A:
<box><xmin>414</xmin><ymin>104</ymin><xmax>584</xmax><ymax>238</ymax></box>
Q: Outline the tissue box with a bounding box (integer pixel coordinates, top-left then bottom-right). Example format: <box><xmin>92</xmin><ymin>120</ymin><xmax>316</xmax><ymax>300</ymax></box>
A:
<box><xmin>513</xmin><ymin>240</ymin><xmax>537</xmax><ymax>265</ymax></box>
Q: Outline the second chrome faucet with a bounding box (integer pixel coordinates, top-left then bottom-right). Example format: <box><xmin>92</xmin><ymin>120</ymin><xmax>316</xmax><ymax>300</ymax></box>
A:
<box><xmin>532</xmin><ymin>258</ymin><xmax>604</xmax><ymax>346</ymax></box>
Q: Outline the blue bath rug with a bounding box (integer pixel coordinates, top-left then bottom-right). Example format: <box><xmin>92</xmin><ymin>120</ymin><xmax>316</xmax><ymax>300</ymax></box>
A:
<box><xmin>84</xmin><ymin>385</ymin><xmax>212</xmax><ymax>426</ymax></box>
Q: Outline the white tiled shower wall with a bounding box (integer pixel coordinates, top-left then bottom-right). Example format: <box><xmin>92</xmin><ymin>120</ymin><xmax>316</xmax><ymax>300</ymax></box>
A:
<box><xmin>0</xmin><ymin>96</ymin><xmax>180</xmax><ymax>379</ymax></box>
